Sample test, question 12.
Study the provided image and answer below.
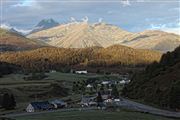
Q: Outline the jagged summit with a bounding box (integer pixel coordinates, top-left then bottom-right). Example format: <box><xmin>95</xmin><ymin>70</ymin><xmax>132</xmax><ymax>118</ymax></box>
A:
<box><xmin>30</xmin><ymin>18</ymin><xmax>59</xmax><ymax>33</ymax></box>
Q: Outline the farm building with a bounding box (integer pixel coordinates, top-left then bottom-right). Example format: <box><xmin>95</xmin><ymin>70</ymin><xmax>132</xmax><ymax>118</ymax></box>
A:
<box><xmin>80</xmin><ymin>96</ymin><xmax>97</xmax><ymax>107</ymax></box>
<box><xmin>26</xmin><ymin>101</ymin><xmax>53</xmax><ymax>112</ymax></box>
<box><xmin>75</xmin><ymin>70</ymin><xmax>88</xmax><ymax>74</ymax></box>
<box><xmin>86</xmin><ymin>84</ymin><xmax>93</xmax><ymax>88</ymax></box>
<box><xmin>49</xmin><ymin>99</ymin><xmax>67</xmax><ymax>108</ymax></box>
<box><xmin>119</xmin><ymin>80</ymin><xmax>131</xmax><ymax>84</ymax></box>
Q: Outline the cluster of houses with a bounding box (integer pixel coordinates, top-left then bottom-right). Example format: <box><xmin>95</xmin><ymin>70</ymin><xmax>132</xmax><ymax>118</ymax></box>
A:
<box><xmin>50</xmin><ymin>69</ymin><xmax>88</xmax><ymax>74</ymax></box>
<box><xmin>80</xmin><ymin>94</ymin><xmax>123</xmax><ymax>108</ymax></box>
<box><xmin>26</xmin><ymin>99</ymin><xmax>67</xmax><ymax>112</ymax></box>
<box><xmin>86</xmin><ymin>79</ymin><xmax>130</xmax><ymax>89</ymax></box>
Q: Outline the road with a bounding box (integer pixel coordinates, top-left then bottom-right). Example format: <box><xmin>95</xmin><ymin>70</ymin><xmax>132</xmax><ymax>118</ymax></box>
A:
<box><xmin>115</xmin><ymin>98</ymin><xmax>180</xmax><ymax>118</ymax></box>
<box><xmin>1</xmin><ymin>98</ymin><xmax>180</xmax><ymax>119</ymax></box>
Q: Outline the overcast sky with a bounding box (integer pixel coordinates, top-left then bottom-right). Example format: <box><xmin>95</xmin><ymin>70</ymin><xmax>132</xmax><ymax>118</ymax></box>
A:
<box><xmin>1</xmin><ymin>0</ymin><xmax>180</xmax><ymax>34</ymax></box>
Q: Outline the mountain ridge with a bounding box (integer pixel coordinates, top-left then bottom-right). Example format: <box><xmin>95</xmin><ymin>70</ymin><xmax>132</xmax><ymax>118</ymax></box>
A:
<box><xmin>27</xmin><ymin>21</ymin><xmax>180</xmax><ymax>52</ymax></box>
<box><xmin>0</xmin><ymin>28</ymin><xmax>48</xmax><ymax>51</ymax></box>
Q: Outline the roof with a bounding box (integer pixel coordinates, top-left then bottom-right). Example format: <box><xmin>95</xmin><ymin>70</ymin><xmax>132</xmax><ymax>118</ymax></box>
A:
<box><xmin>30</xmin><ymin>101</ymin><xmax>50</xmax><ymax>110</ymax></box>
<box><xmin>86</xmin><ymin>84</ymin><xmax>93</xmax><ymax>88</ymax></box>
<box><xmin>81</xmin><ymin>96</ymin><xmax>96</xmax><ymax>103</ymax></box>
<box><xmin>49</xmin><ymin>99</ymin><xmax>66</xmax><ymax>105</ymax></box>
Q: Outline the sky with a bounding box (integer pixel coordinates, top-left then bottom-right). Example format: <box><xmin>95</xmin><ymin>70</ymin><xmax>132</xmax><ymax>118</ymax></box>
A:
<box><xmin>0</xmin><ymin>0</ymin><xmax>180</xmax><ymax>34</ymax></box>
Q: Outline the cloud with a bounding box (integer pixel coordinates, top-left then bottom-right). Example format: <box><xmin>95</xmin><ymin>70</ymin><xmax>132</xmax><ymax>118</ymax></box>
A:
<box><xmin>81</xmin><ymin>16</ymin><xmax>89</xmax><ymax>22</ymax></box>
<box><xmin>120</xmin><ymin>0</ymin><xmax>131</xmax><ymax>7</ymax></box>
<box><xmin>98</xmin><ymin>18</ymin><xmax>103</xmax><ymax>23</ymax></box>
<box><xmin>107</xmin><ymin>11</ymin><xmax>113</xmax><ymax>15</ymax></box>
<box><xmin>0</xmin><ymin>23</ymin><xmax>12</xmax><ymax>30</ymax></box>
<box><xmin>168</xmin><ymin>7</ymin><xmax>180</xmax><ymax>11</ymax></box>
<box><xmin>163</xmin><ymin>28</ymin><xmax>180</xmax><ymax>35</ymax></box>
<box><xmin>0</xmin><ymin>23</ymin><xmax>32</xmax><ymax>35</ymax></box>
<box><xmin>149</xmin><ymin>23</ymin><xmax>180</xmax><ymax>35</ymax></box>
<box><xmin>70</xmin><ymin>17</ymin><xmax>77</xmax><ymax>22</ymax></box>
<box><xmin>12</xmin><ymin>0</ymin><xmax>41</xmax><ymax>9</ymax></box>
<box><xmin>136</xmin><ymin>0</ymin><xmax>145</xmax><ymax>2</ymax></box>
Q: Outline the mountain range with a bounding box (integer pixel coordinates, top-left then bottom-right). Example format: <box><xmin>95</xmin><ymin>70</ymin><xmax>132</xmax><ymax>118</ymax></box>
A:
<box><xmin>27</xmin><ymin>21</ymin><xmax>180</xmax><ymax>52</ymax></box>
<box><xmin>1</xmin><ymin>19</ymin><xmax>180</xmax><ymax>52</ymax></box>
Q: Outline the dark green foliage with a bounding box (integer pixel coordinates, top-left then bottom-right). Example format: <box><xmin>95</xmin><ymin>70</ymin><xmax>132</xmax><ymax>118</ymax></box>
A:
<box><xmin>122</xmin><ymin>46</ymin><xmax>180</xmax><ymax>110</ymax></box>
<box><xmin>10</xmin><ymin>94</ymin><xmax>16</xmax><ymax>109</ymax></box>
<box><xmin>23</xmin><ymin>72</ymin><xmax>47</xmax><ymax>80</ymax></box>
<box><xmin>97</xmin><ymin>92</ymin><xmax>103</xmax><ymax>103</ymax></box>
<box><xmin>2</xmin><ymin>93</ymin><xmax>16</xmax><ymax>110</ymax></box>
<box><xmin>0</xmin><ymin>62</ymin><xmax>19</xmax><ymax>76</ymax></box>
<box><xmin>72</xmin><ymin>81</ymin><xmax>86</xmax><ymax>94</ymax></box>
<box><xmin>111</xmin><ymin>85</ymin><xmax>119</xmax><ymax>99</ymax></box>
<box><xmin>169</xmin><ymin>81</ymin><xmax>180</xmax><ymax>109</ymax></box>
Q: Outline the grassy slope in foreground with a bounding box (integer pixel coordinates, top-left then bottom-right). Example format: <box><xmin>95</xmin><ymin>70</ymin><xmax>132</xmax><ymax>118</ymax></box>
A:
<box><xmin>13</xmin><ymin>110</ymin><xmax>176</xmax><ymax>120</ymax></box>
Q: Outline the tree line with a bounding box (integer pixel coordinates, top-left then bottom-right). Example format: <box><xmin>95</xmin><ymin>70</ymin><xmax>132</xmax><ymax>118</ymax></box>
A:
<box><xmin>0</xmin><ymin>45</ymin><xmax>161</xmax><ymax>72</ymax></box>
<box><xmin>0</xmin><ymin>93</ymin><xmax>16</xmax><ymax>110</ymax></box>
<box><xmin>122</xmin><ymin>46</ymin><xmax>180</xmax><ymax>110</ymax></box>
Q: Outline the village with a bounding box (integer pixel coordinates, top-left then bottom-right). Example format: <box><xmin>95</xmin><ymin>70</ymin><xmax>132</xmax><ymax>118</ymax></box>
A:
<box><xmin>25</xmin><ymin>70</ymin><xmax>131</xmax><ymax>113</ymax></box>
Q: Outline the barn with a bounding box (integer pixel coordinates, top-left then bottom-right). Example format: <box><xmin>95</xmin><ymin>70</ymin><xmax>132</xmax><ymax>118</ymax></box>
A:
<box><xmin>26</xmin><ymin>101</ymin><xmax>53</xmax><ymax>112</ymax></box>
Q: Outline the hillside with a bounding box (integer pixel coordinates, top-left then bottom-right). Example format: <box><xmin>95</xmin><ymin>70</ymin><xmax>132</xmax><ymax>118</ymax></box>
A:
<box><xmin>0</xmin><ymin>45</ymin><xmax>161</xmax><ymax>72</ymax></box>
<box><xmin>122</xmin><ymin>46</ymin><xmax>180</xmax><ymax>110</ymax></box>
<box><xmin>122</xmin><ymin>30</ymin><xmax>180</xmax><ymax>52</ymax></box>
<box><xmin>0</xmin><ymin>28</ymin><xmax>47</xmax><ymax>51</ymax></box>
<box><xmin>27</xmin><ymin>22</ymin><xmax>180</xmax><ymax>52</ymax></box>
<box><xmin>27</xmin><ymin>22</ymin><xmax>132</xmax><ymax>48</ymax></box>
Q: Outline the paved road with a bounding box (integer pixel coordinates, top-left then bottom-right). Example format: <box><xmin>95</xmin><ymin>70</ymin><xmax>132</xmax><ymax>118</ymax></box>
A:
<box><xmin>1</xmin><ymin>98</ymin><xmax>180</xmax><ymax>118</ymax></box>
<box><xmin>115</xmin><ymin>98</ymin><xmax>180</xmax><ymax>118</ymax></box>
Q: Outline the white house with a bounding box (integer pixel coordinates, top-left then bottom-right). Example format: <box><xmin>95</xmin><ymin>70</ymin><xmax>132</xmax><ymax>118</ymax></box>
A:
<box><xmin>101</xmin><ymin>81</ymin><xmax>111</xmax><ymax>85</ymax></box>
<box><xmin>75</xmin><ymin>70</ymin><xmax>88</xmax><ymax>74</ymax></box>
<box><xmin>26</xmin><ymin>104</ymin><xmax>35</xmax><ymax>113</ymax></box>
<box><xmin>50</xmin><ymin>70</ymin><xmax>57</xmax><ymax>73</ymax></box>
<box><xmin>86</xmin><ymin>84</ymin><xmax>93</xmax><ymax>88</ymax></box>
<box><xmin>119</xmin><ymin>80</ymin><xmax>131</xmax><ymax>84</ymax></box>
<box><xmin>119</xmin><ymin>80</ymin><xmax>126</xmax><ymax>84</ymax></box>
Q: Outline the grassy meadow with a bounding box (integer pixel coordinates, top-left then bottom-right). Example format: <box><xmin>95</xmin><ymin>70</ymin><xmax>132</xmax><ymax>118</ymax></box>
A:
<box><xmin>13</xmin><ymin>110</ymin><xmax>176</xmax><ymax>120</ymax></box>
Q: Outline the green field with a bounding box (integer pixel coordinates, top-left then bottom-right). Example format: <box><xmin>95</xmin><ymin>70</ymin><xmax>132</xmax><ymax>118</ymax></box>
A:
<box><xmin>13</xmin><ymin>110</ymin><xmax>176</xmax><ymax>120</ymax></box>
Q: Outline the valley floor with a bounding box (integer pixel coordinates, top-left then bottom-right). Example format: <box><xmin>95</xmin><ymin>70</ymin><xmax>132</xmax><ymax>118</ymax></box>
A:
<box><xmin>10</xmin><ymin>109</ymin><xmax>177</xmax><ymax>120</ymax></box>
<box><xmin>2</xmin><ymin>97</ymin><xmax>180</xmax><ymax>119</ymax></box>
